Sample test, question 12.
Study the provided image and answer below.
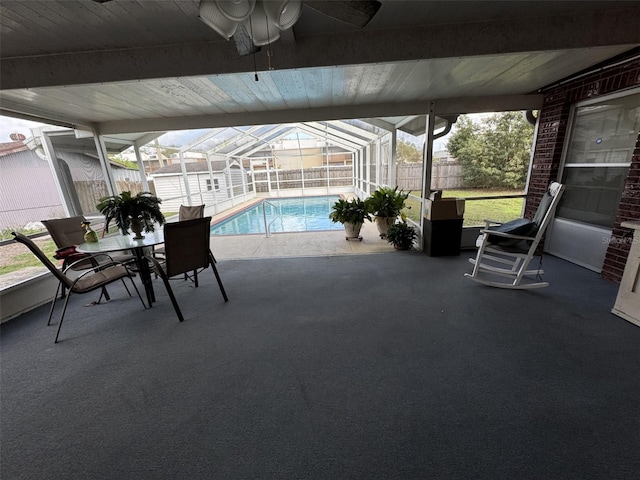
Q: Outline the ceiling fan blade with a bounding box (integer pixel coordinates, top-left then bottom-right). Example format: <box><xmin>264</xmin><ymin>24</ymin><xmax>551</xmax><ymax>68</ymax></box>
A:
<box><xmin>233</xmin><ymin>23</ymin><xmax>261</xmax><ymax>56</ymax></box>
<box><xmin>304</xmin><ymin>0</ymin><xmax>381</xmax><ymax>28</ymax></box>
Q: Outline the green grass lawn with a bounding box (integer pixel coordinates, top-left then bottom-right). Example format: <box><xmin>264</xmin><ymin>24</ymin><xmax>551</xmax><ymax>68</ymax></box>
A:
<box><xmin>404</xmin><ymin>189</ymin><xmax>525</xmax><ymax>227</ymax></box>
<box><xmin>0</xmin><ymin>239</ymin><xmax>57</xmax><ymax>276</ymax></box>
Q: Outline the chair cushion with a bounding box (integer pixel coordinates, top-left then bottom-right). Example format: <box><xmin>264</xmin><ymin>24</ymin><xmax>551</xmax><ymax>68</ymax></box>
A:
<box><xmin>486</xmin><ymin>218</ymin><xmax>537</xmax><ymax>246</ymax></box>
<box><xmin>54</xmin><ymin>245</ymin><xmax>79</xmax><ymax>259</ymax></box>
<box><xmin>72</xmin><ymin>264</ymin><xmax>129</xmax><ymax>292</ymax></box>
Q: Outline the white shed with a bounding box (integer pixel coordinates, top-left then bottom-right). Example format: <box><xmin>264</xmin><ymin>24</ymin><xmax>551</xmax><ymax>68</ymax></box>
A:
<box><xmin>149</xmin><ymin>159</ymin><xmax>247</xmax><ymax>212</ymax></box>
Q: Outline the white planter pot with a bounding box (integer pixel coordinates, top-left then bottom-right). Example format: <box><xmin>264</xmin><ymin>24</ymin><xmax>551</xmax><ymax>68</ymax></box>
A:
<box><xmin>343</xmin><ymin>222</ymin><xmax>363</xmax><ymax>240</ymax></box>
<box><xmin>375</xmin><ymin>216</ymin><xmax>396</xmax><ymax>238</ymax></box>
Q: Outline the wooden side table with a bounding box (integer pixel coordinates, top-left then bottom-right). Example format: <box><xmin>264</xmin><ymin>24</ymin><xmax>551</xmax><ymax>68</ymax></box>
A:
<box><xmin>611</xmin><ymin>221</ymin><xmax>640</xmax><ymax>327</ymax></box>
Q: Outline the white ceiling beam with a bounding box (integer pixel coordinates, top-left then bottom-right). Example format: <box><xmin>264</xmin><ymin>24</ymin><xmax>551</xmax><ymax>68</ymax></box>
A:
<box><xmin>95</xmin><ymin>95</ymin><xmax>543</xmax><ymax>135</ymax></box>
<box><xmin>3</xmin><ymin>7</ymin><xmax>639</xmax><ymax>90</ymax></box>
<box><xmin>0</xmin><ymin>100</ymin><xmax>90</xmax><ymax>130</ymax></box>
<box><xmin>132</xmin><ymin>133</ymin><xmax>165</xmax><ymax>149</ymax></box>
<box><xmin>361</xmin><ymin>118</ymin><xmax>397</xmax><ymax>132</ymax></box>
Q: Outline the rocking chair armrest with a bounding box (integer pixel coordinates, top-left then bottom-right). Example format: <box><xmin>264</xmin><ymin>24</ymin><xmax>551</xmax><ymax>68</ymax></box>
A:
<box><xmin>479</xmin><ymin>229</ymin><xmax>536</xmax><ymax>241</ymax></box>
<box><xmin>483</xmin><ymin>219</ymin><xmax>504</xmax><ymax>227</ymax></box>
<box><xmin>63</xmin><ymin>253</ymin><xmax>114</xmax><ymax>273</ymax></box>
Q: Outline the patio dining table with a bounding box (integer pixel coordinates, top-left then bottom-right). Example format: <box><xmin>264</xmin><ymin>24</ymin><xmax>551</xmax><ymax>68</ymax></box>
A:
<box><xmin>76</xmin><ymin>231</ymin><xmax>163</xmax><ymax>307</ymax></box>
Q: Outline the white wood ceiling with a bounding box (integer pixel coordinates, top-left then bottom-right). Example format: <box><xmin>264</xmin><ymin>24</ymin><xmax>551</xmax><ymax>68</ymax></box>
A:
<box><xmin>1</xmin><ymin>1</ymin><xmax>639</xmax><ymax>136</ymax></box>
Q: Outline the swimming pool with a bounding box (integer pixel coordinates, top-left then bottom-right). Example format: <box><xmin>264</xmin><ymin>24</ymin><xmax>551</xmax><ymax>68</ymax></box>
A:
<box><xmin>210</xmin><ymin>196</ymin><xmax>344</xmax><ymax>235</ymax></box>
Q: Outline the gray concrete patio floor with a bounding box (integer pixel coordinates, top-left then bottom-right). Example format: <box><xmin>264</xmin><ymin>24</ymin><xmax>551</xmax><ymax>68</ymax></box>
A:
<box><xmin>0</xmin><ymin>220</ymin><xmax>397</xmax><ymax>290</ymax></box>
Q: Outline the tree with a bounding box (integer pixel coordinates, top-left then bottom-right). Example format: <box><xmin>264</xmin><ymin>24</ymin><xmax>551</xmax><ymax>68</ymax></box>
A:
<box><xmin>446</xmin><ymin>112</ymin><xmax>534</xmax><ymax>189</ymax></box>
<box><xmin>396</xmin><ymin>139</ymin><xmax>422</xmax><ymax>163</ymax></box>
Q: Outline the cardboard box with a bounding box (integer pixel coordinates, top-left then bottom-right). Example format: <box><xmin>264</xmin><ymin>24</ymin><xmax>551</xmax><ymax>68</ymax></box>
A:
<box><xmin>424</xmin><ymin>197</ymin><xmax>465</xmax><ymax>221</ymax></box>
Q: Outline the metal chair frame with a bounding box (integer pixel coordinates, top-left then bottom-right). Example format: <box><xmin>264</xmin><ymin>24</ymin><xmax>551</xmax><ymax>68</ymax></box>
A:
<box><xmin>149</xmin><ymin>217</ymin><xmax>228</xmax><ymax>322</ymax></box>
<box><xmin>12</xmin><ymin>232</ymin><xmax>147</xmax><ymax>343</ymax></box>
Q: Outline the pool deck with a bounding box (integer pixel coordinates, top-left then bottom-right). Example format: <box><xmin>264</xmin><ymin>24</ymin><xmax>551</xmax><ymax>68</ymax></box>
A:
<box><xmin>209</xmin><ymin>219</ymin><xmax>397</xmax><ymax>260</ymax></box>
<box><xmin>207</xmin><ymin>197</ymin><xmax>398</xmax><ymax>259</ymax></box>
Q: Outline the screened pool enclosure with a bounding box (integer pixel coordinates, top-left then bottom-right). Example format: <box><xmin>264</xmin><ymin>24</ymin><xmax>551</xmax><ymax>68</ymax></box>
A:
<box><xmin>2</xmin><ymin>118</ymin><xmax>419</xmax><ymax>236</ymax></box>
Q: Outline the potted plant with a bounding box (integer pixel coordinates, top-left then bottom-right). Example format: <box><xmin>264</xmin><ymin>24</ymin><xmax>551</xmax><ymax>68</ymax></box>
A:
<box><xmin>329</xmin><ymin>197</ymin><xmax>372</xmax><ymax>240</ymax></box>
<box><xmin>386</xmin><ymin>220</ymin><xmax>417</xmax><ymax>250</ymax></box>
<box><xmin>96</xmin><ymin>191</ymin><xmax>165</xmax><ymax>239</ymax></box>
<box><xmin>366</xmin><ymin>186</ymin><xmax>410</xmax><ymax>238</ymax></box>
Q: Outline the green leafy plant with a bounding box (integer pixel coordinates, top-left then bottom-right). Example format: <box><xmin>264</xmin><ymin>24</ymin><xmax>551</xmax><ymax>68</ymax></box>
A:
<box><xmin>96</xmin><ymin>191</ymin><xmax>165</xmax><ymax>235</ymax></box>
<box><xmin>367</xmin><ymin>187</ymin><xmax>409</xmax><ymax>218</ymax></box>
<box><xmin>386</xmin><ymin>220</ymin><xmax>417</xmax><ymax>250</ymax></box>
<box><xmin>329</xmin><ymin>197</ymin><xmax>372</xmax><ymax>225</ymax></box>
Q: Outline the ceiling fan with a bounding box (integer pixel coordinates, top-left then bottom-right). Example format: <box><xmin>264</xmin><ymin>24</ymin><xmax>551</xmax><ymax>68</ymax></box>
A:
<box><xmin>198</xmin><ymin>0</ymin><xmax>382</xmax><ymax>56</ymax></box>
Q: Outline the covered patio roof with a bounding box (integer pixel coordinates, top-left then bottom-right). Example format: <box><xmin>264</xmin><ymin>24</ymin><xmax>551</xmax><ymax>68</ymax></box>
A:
<box><xmin>1</xmin><ymin>1</ymin><xmax>639</xmax><ymax>137</ymax></box>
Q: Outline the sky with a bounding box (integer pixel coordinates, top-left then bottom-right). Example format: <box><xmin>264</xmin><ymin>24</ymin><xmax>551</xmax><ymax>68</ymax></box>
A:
<box><xmin>0</xmin><ymin>116</ymin><xmax>48</xmax><ymax>142</ymax></box>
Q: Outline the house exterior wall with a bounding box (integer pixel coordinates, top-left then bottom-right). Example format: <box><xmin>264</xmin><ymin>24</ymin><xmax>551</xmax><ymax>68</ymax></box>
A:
<box><xmin>527</xmin><ymin>54</ymin><xmax>640</xmax><ymax>282</ymax></box>
<box><xmin>0</xmin><ymin>150</ymin><xmax>64</xmax><ymax>229</ymax></box>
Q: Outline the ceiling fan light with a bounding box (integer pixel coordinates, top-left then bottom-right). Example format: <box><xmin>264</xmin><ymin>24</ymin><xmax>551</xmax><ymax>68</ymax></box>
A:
<box><xmin>245</xmin><ymin>2</ymin><xmax>280</xmax><ymax>46</ymax></box>
<box><xmin>264</xmin><ymin>0</ymin><xmax>303</xmax><ymax>30</ymax></box>
<box><xmin>215</xmin><ymin>0</ymin><xmax>256</xmax><ymax>22</ymax></box>
<box><xmin>199</xmin><ymin>0</ymin><xmax>239</xmax><ymax>39</ymax></box>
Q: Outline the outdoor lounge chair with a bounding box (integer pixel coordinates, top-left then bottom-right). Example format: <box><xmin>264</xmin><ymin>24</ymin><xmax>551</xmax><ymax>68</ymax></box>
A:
<box><xmin>464</xmin><ymin>182</ymin><xmax>565</xmax><ymax>289</ymax></box>
<box><xmin>12</xmin><ymin>232</ymin><xmax>147</xmax><ymax>343</ymax></box>
<box><xmin>149</xmin><ymin>217</ymin><xmax>228</xmax><ymax>322</ymax></box>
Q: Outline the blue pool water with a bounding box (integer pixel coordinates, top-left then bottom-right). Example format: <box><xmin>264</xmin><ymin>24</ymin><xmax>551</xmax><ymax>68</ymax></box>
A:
<box><xmin>210</xmin><ymin>196</ymin><xmax>344</xmax><ymax>235</ymax></box>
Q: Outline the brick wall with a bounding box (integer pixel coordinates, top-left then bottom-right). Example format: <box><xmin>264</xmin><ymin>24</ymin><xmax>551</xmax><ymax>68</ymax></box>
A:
<box><xmin>528</xmin><ymin>54</ymin><xmax>640</xmax><ymax>282</ymax></box>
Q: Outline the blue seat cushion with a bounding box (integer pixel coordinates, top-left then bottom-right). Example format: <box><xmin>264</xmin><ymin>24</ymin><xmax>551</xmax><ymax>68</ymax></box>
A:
<box><xmin>487</xmin><ymin>218</ymin><xmax>537</xmax><ymax>246</ymax></box>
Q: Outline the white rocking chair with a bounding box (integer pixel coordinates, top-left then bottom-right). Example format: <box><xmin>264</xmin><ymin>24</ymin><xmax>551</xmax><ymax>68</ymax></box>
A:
<box><xmin>464</xmin><ymin>182</ymin><xmax>565</xmax><ymax>289</ymax></box>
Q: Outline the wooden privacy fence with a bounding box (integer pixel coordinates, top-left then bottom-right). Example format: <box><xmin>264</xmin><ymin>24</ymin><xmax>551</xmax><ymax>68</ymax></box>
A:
<box><xmin>250</xmin><ymin>164</ymin><xmax>462</xmax><ymax>193</ymax></box>
<box><xmin>396</xmin><ymin>162</ymin><xmax>463</xmax><ymax>191</ymax></box>
<box><xmin>75</xmin><ymin>181</ymin><xmax>144</xmax><ymax>215</ymax></box>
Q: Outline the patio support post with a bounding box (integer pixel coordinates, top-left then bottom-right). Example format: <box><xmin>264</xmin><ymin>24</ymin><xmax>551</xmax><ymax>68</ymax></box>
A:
<box><xmin>421</xmin><ymin>101</ymin><xmax>436</xmax><ymax>233</ymax></box>
<box><xmin>296</xmin><ymin>132</ymin><xmax>305</xmax><ymax>194</ymax></box>
<box><xmin>523</xmin><ymin>112</ymin><xmax>540</xmax><ymax>217</ymax></box>
<box><xmin>179</xmin><ymin>152</ymin><xmax>192</xmax><ymax>206</ymax></box>
<box><xmin>39</xmin><ymin>130</ymin><xmax>73</xmax><ymax>217</ymax></box>
<box><xmin>93</xmin><ymin>131</ymin><xmax>116</xmax><ymax>197</ymax></box>
<box><xmin>325</xmin><ymin>141</ymin><xmax>330</xmax><ymax>193</ymax></box>
<box><xmin>206</xmin><ymin>155</ymin><xmax>218</xmax><ymax>214</ymax></box>
<box><xmin>133</xmin><ymin>143</ymin><xmax>150</xmax><ymax>192</ymax></box>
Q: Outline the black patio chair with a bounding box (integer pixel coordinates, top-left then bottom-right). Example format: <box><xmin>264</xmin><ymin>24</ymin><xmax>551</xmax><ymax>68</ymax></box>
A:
<box><xmin>149</xmin><ymin>217</ymin><xmax>228</xmax><ymax>322</ymax></box>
